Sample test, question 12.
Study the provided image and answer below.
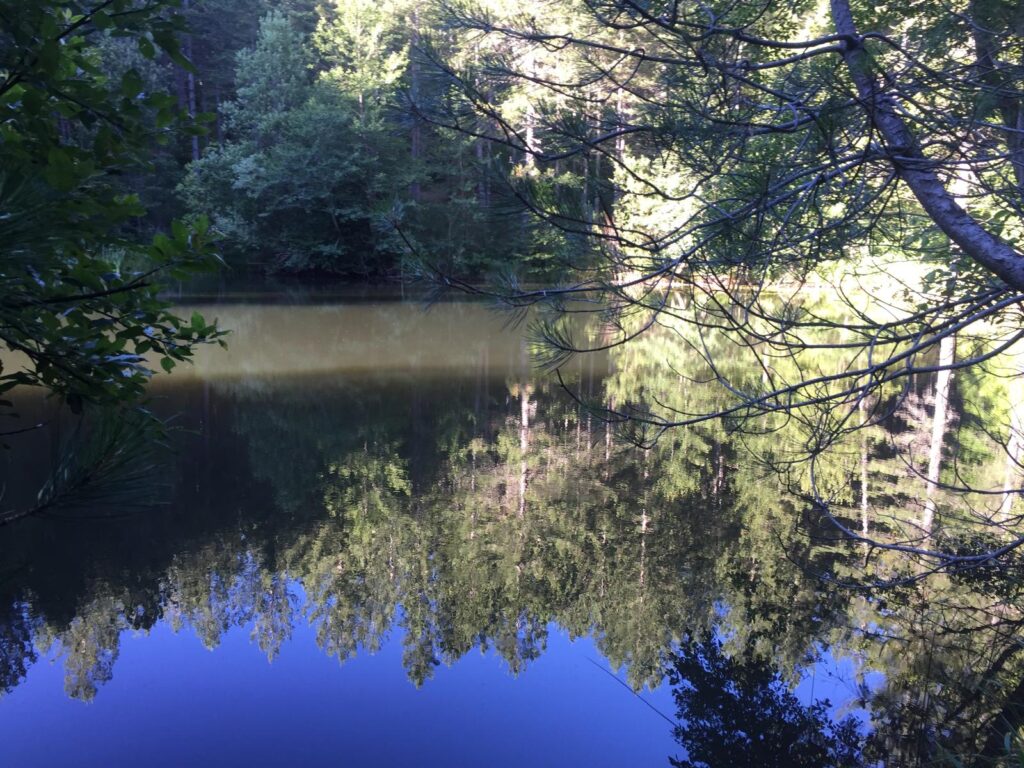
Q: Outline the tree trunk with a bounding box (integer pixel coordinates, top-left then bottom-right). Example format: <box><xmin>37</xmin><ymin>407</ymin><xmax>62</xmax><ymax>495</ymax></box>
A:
<box><xmin>969</xmin><ymin>0</ymin><xmax>1024</xmax><ymax>196</ymax></box>
<box><xmin>523</xmin><ymin>48</ymin><xmax>538</xmax><ymax>169</ymax></box>
<box><xmin>182</xmin><ymin>0</ymin><xmax>200</xmax><ymax>162</ymax></box>
<box><xmin>409</xmin><ymin>4</ymin><xmax>423</xmax><ymax>202</ymax></box>
<box><xmin>830</xmin><ymin>0</ymin><xmax>1024</xmax><ymax>291</ymax></box>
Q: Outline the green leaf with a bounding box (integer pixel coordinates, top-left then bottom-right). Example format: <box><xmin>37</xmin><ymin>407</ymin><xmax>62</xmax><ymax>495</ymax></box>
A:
<box><xmin>121</xmin><ymin>69</ymin><xmax>144</xmax><ymax>99</ymax></box>
<box><xmin>137</xmin><ymin>36</ymin><xmax>156</xmax><ymax>59</ymax></box>
<box><xmin>153</xmin><ymin>29</ymin><xmax>194</xmax><ymax>71</ymax></box>
<box><xmin>43</xmin><ymin>148</ymin><xmax>79</xmax><ymax>192</ymax></box>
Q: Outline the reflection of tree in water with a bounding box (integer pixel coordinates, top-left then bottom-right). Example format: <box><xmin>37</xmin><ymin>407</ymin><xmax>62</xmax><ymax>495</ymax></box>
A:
<box><xmin>667</xmin><ymin>637</ymin><xmax>864</xmax><ymax>768</ymax></box>
<box><xmin>60</xmin><ymin>592</ymin><xmax>125</xmax><ymax>701</ymax></box>
<box><xmin>0</xmin><ymin>600</ymin><xmax>37</xmax><ymax>697</ymax></box>
<box><xmin>1</xmin><ymin>316</ymin><xmax>1023</xmax><ymax>763</ymax></box>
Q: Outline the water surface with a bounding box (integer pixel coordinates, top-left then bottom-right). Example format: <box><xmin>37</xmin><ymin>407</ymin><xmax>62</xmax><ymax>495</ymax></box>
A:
<box><xmin>0</xmin><ymin>292</ymin><xmax>1020</xmax><ymax>766</ymax></box>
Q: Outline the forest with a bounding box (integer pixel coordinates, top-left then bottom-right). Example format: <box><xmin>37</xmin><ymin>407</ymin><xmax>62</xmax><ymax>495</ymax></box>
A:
<box><xmin>4</xmin><ymin>0</ymin><xmax>1024</xmax><ymax>766</ymax></box>
<box><xmin>21</xmin><ymin>0</ymin><xmax>602</xmax><ymax>281</ymax></box>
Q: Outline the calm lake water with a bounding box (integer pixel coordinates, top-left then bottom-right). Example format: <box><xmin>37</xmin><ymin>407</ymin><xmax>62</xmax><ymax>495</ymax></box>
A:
<box><xmin>0</xmin><ymin>292</ymin><xmax>1020</xmax><ymax>766</ymax></box>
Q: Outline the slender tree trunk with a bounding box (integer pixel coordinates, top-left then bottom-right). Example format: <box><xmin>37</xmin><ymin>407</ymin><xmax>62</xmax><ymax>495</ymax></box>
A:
<box><xmin>214</xmin><ymin>84</ymin><xmax>224</xmax><ymax>146</ymax></box>
<box><xmin>523</xmin><ymin>48</ymin><xmax>538</xmax><ymax>169</ymax></box>
<box><xmin>409</xmin><ymin>4</ymin><xmax>422</xmax><ymax>201</ymax></box>
<box><xmin>182</xmin><ymin>0</ymin><xmax>200</xmax><ymax>163</ymax></box>
<box><xmin>614</xmin><ymin>32</ymin><xmax>627</xmax><ymax>166</ymax></box>
<box><xmin>524</xmin><ymin>95</ymin><xmax>536</xmax><ymax>168</ymax></box>
<box><xmin>476</xmin><ymin>135</ymin><xmax>487</xmax><ymax>205</ymax></box>
<box><xmin>969</xmin><ymin>0</ymin><xmax>1024</xmax><ymax>196</ymax></box>
<box><xmin>581</xmin><ymin>150</ymin><xmax>589</xmax><ymax>214</ymax></box>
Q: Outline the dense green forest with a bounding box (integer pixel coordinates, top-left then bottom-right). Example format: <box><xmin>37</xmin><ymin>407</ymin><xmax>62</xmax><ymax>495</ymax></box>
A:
<box><xmin>65</xmin><ymin>0</ymin><xmax>593</xmax><ymax>281</ymax></box>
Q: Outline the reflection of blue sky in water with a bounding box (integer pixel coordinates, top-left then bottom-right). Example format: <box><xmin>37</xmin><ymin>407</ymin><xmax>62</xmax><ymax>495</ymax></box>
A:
<box><xmin>0</xmin><ymin>611</ymin><xmax>679</xmax><ymax>767</ymax></box>
<box><xmin>0</xmin><ymin>593</ymin><xmax>878</xmax><ymax>768</ymax></box>
<box><xmin>795</xmin><ymin>648</ymin><xmax>884</xmax><ymax>736</ymax></box>
<box><xmin>710</xmin><ymin>601</ymin><xmax>878</xmax><ymax>736</ymax></box>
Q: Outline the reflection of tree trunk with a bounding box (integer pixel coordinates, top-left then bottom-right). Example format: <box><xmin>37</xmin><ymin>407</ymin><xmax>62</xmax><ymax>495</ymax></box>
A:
<box><xmin>999</xmin><ymin>351</ymin><xmax>1024</xmax><ymax>524</ymax></box>
<box><xmin>860</xmin><ymin>400</ymin><xmax>870</xmax><ymax>544</ymax></box>
<box><xmin>474</xmin><ymin>343</ymin><xmax>486</xmax><ymax>424</ymax></box>
<box><xmin>922</xmin><ymin>334</ymin><xmax>956</xmax><ymax>535</ymax></box>
<box><xmin>604</xmin><ymin>396</ymin><xmax>614</xmax><ymax>479</ymax></box>
<box><xmin>711</xmin><ymin>442</ymin><xmax>725</xmax><ymax>500</ymax></box>
<box><xmin>639</xmin><ymin>455</ymin><xmax>649</xmax><ymax>600</ymax></box>
<box><xmin>575</xmin><ymin>405</ymin><xmax>581</xmax><ymax>455</ymax></box>
<box><xmin>861</xmin><ymin>430</ymin><xmax>870</xmax><ymax>537</ymax></box>
<box><xmin>518</xmin><ymin>383</ymin><xmax>531</xmax><ymax>519</ymax></box>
